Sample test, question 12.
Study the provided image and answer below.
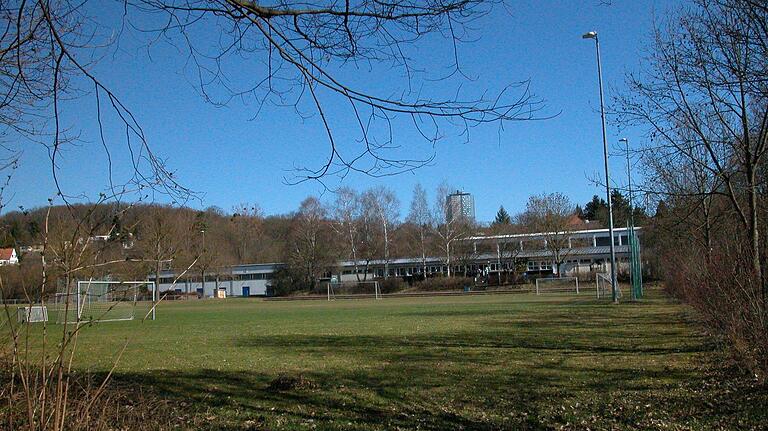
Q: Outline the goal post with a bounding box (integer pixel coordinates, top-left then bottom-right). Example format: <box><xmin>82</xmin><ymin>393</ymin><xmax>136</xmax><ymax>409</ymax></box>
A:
<box><xmin>17</xmin><ymin>305</ymin><xmax>48</xmax><ymax>323</ymax></box>
<box><xmin>595</xmin><ymin>273</ymin><xmax>621</xmax><ymax>300</ymax></box>
<box><xmin>55</xmin><ymin>280</ymin><xmax>154</xmax><ymax>324</ymax></box>
<box><xmin>326</xmin><ymin>281</ymin><xmax>381</xmax><ymax>301</ymax></box>
<box><xmin>535</xmin><ymin>277</ymin><xmax>580</xmax><ymax>295</ymax></box>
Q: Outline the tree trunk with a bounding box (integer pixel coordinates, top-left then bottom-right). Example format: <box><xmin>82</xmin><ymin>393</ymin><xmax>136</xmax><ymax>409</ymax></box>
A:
<box><xmin>747</xmin><ymin>171</ymin><xmax>765</xmax><ymax>305</ymax></box>
<box><xmin>445</xmin><ymin>243</ymin><xmax>451</xmax><ymax>278</ymax></box>
<box><xmin>349</xmin><ymin>228</ymin><xmax>360</xmax><ymax>282</ymax></box>
<box><xmin>420</xmin><ymin>230</ymin><xmax>427</xmax><ymax>276</ymax></box>
<box><xmin>383</xmin><ymin>220</ymin><xmax>389</xmax><ymax>279</ymax></box>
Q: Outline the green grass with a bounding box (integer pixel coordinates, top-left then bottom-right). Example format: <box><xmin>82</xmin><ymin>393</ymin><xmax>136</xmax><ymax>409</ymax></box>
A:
<box><xmin>33</xmin><ymin>288</ymin><xmax>768</xmax><ymax>429</ymax></box>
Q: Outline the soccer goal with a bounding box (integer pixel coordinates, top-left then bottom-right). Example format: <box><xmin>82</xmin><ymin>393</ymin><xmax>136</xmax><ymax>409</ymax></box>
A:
<box><xmin>326</xmin><ymin>281</ymin><xmax>381</xmax><ymax>300</ymax></box>
<box><xmin>17</xmin><ymin>305</ymin><xmax>48</xmax><ymax>323</ymax></box>
<box><xmin>595</xmin><ymin>273</ymin><xmax>621</xmax><ymax>300</ymax></box>
<box><xmin>535</xmin><ymin>277</ymin><xmax>579</xmax><ymax>295</ymax></box>
<box><xmin>55</xmin><ymin>280</ymin><xmax>154</xmax><ymax>324</ymax></box>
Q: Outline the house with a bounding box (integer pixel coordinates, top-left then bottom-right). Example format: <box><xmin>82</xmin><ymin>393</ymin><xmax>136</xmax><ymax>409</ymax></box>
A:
<box><xmin>0</xmin><ymin>248</ymin><xmax>19</xmax><ymax>265</ymax></box>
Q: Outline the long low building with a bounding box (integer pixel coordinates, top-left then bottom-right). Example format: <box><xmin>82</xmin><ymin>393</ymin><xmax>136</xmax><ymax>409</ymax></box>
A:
<box><xmin>150</xmin><ymin>227</ymin><xmax>641</xmax><ymax>297</ymax></box>
<box><xmin>151</xmin><ymin>263</ymin><xmax>285</xmax><ymax>297</ymax></box>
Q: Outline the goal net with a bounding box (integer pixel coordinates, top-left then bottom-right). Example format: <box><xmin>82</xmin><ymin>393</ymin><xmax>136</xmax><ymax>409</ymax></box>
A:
<box><xmin>596</xmin><ymin>273</ymin><xmax>621</xmax><ymax>300</ymax></box>
<box><xmin>535</xmin><ymin>277</ymin><xmax>580</xmax><ymax>295</ymax></box>
<box><xmin>326</xmin><ymin>281</ymin><xmax>381</xmax><ymax>300</ymax></box>
<box><xmin>55</xmin><ymin>281</ymin><xmax>153</xmax><ymax>324</ymax></box>
<box><xmin>17</xmin><ymin>305</ymin><xmax>48</xmax><ymax>323</ymax></box>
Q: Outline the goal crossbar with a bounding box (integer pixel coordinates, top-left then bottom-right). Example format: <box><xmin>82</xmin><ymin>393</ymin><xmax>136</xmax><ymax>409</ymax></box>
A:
<box><xmin>326</xmin><ymin>281</ymin><xmax>381</xmax><ymax>301</ymax></box>
<box><xmin>56</xmin><ymin>280</ymin><xmax>154</xmax><ymax>324</ymax></box>
<box><xmin>596</xmin><ymin>273</ymin><xmax>621</xmax><ymax>300</ymax></box>
<box><xmin>535</xmin><ymin>277</ymin><xmax>580</xmax><ymax>295</ymax></box>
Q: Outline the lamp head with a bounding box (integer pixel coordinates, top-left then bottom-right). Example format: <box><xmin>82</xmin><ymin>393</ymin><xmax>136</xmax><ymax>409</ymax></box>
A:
<box><xmin>582</xmin><ymin>31</ymin><xmax>597</xmax><ymax>39</ymax></box>
<box><xmin>619</xmin><ymin>138</ymin><xmax>628</xmax><ymax>143</ymax></box>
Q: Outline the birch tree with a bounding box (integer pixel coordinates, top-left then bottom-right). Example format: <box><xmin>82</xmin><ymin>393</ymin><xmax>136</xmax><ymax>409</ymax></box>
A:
<box><xmin>406</xmin><ymin>183</ymin><xmax>433</xmax><ymax>275</ymax></box>
<box><xmin>433</xmin><ymin>182</ymin><xmax>468</xmax><ymax>277</ymax></box>
<box><xmin>332</xmin><ymin>187</ymin><xmax>362</xmax><ymax>280</ymax></box>
<box><xmin>362</xmin><ymin>186</ymin><xmax>400</xmax><ymax>278</ymax></box>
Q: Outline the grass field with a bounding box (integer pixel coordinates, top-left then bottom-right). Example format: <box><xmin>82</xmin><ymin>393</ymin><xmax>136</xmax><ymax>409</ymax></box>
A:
<box><xmin>33</xmin><ymin>287</ymin><xmax>768</xmax><ymax>430</ymax></box>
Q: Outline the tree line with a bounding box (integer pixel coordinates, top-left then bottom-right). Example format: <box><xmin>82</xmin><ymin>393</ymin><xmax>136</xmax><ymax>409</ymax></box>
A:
<box><xmin>0</xmin><ymin>186</ymin><xmax>646</xmax><ymax>298</ymax></box>
<box><xmin>616</xmin><ymin>0</ymin><xmax>768</xmax><ymax>379</ymax></box>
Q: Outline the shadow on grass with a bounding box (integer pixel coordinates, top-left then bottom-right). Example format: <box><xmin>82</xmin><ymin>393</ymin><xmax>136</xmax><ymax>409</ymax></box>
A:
<box><xmin>112</xmin><ymin>368</ymin><xmax>521</xmax><ymax>430</ymax></box>
<box><xmin>108</xmin><ymin>326</ymin><xmax>716</xmax><ymax>429</ymax></box>
<box><xmin>106</xmin><ymin>293</ymin><xmax>764</xmax><ymax>430</ymax></box>
<box><xmin>109</xmin><ymin>354</ymin><xmax>755</xmax><ymax>431</ymax></box>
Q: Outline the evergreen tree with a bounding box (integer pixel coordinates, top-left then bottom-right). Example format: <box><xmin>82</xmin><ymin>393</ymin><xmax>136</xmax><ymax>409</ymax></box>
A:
<box><xmin>493</xmin><ymin>206</ymin><xmax>512</xmax><ymax>225</ymax></box>
<box><xmin>575</xmin><ymin>204</ymin><xmax>584</xmax><ymax>220</ymax></box>
<box><xmin>583</xmin><ymin>195</ymin><xmax>607</xmax><ymax>221</ymax></box>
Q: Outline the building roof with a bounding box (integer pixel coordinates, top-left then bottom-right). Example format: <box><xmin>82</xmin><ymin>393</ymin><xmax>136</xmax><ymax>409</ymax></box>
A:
<box><xmin>463</xmin><ymin>226</ymin><xmax>641</xmax><ymax>243</ymax></box>
<box><xmin>0</xmin><ymin>248</ymin><xmax>15</xmax><ymax>261</ymax></box>
<box><xmin>337</xmin><ymin>246</ymin><xmax>630</xmax><ymax>267</ymax></box>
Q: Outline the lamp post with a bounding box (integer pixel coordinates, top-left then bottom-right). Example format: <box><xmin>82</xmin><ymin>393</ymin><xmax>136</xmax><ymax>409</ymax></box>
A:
<box><xmin>582</xmin><ymin>31</ymin><xmax>619</xmax><ymax>303</ymax></box>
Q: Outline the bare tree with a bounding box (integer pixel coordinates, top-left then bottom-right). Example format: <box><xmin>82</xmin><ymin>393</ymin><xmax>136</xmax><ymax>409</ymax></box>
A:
<box><xmin>138</xmin><ymin>205</ymin><xmax>192</xmax><ymax>297</ymax></box>
<box><xmin>406</xmin><ymin>183</ymin><xmax>433</xmax><ymax>275</ymax></box>
<box><xmin>289</xmin><ymin>196</ymin><xmax>332</xmax><ymax>289</ymax></box>
<box><xmin>362</xmin><ymin>186</ymin><xmax>399</xmax><ymax>278</ymax></box>
<box><xmin>433</xmin><ymin>181</ymin><xmax>469</xmax><ymax>277</ymax></box>
<box><xmin>230</xmin><ymin>203</ymin><xmax>263</xmax><ymax>263</ymax></box>
<box><xmin>356</xmin><ymin>196</ymin><xmax>381</xmax><ymax>280</ymax></box>
<box><xmin>0</xmin><ymin>2</ymin><xmax>193</xmax><ymax>203</ymax></box>
<box><xmin>617</xmin><ymin>0</ymin><xmax>768</xmax><ymax>293</ymax></box>
<box><xmin>488</xmin><ymin>216</ymin><xmax>522</xmax><ymax>285</ymax></box>
<box><xmin>518</xmin><ymin>192</ymin><xmax>574</xmax><ymax>276</ymax></box>
<box><xmin>122</xmin><ymin>0</ymin><xmax>545</xmax><ymax>185</ymax></box>
<box><xmin>332</xmin><ymin>187</ymin><xmax>362</xmax><ymax>279</ymax></box>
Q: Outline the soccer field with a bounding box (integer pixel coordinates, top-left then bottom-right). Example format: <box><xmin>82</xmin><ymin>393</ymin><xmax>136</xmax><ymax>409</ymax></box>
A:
<box><xmin>40</xmin><ymin>288</ymin><xmax>767</xmax><ymax>429</ymax></box>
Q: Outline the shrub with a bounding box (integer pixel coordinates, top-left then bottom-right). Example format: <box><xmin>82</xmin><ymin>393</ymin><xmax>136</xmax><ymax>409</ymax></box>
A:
<box><xmin>378</xmin><ymin>278</ymin><xmax>404</xmax><ymax>294</ymax></box>
<box><xmin>663</xmin><ymin>243</ymin><xmax>768</xmax><ymax>380</ymax></box>
<box><xmin>413</xmin><ymin>276</ymin><xmax>474</xmax><ymax>291</ymax></box>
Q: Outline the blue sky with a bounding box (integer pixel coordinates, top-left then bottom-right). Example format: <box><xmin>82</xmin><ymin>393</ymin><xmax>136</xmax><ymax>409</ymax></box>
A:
<box><xmin>12</xmin><ymin>1</ymin><xmax>673</xmax><ymax>222</ymax></box>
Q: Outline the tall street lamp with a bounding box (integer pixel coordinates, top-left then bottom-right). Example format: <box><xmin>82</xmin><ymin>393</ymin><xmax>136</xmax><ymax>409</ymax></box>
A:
<box><xmin>582</xmin><ymin>31</ymin><xmax>619</xmax><ymax>303</ymax></box>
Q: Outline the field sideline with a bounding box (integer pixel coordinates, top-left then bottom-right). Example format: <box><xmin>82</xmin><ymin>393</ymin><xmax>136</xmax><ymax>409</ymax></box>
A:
<box><xmin>31</xmin><ymin>288</ymin><xmax>768</xmax><ymax>429</ymax></box>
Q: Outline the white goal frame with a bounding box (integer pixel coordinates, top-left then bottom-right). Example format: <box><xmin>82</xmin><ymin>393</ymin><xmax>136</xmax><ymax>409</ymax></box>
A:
<box><xmin>327</xmin><ymin>281</ymin><xmax>381</xmax><ymax>301</ymax></box>
<box><xmin>17</xmin><ymin>305</ymin><xmax>48</xmax><ymax>323</ymax></box>
<box><xmin>56</xmin><ymin>280</ymin><xmax>154</xmax><ymax>324</ymax></box>
<box><xmin>535</xmin><ymin>277</ymin><xmax>580</xmax><ymax>295</ymax></box>
<box><xmin>595</xmin><ymin>273</ymin><xmax>621</xmax><ymax>299</ymax></box>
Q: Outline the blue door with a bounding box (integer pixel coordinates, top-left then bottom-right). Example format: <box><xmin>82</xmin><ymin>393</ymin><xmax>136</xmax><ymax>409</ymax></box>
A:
<box><xmin>242</xmin><ymin>286</ymin><xmax>250</xmax><ymax>297</ymax></box>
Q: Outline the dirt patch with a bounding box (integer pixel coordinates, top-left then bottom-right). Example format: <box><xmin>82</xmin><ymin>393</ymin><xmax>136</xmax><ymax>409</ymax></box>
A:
<box><xmin>266</xmin><ymin>373</ymin><xmax>318</xmax><ymax>392</ymax></box>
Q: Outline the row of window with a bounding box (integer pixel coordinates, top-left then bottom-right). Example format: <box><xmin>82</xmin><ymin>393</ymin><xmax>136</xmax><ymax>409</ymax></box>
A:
<box><xmin>235</xmin><ymin>273</ymin><xmax>274</xmax><ymax>281</ymax></box>
<box><xmin>158</xmin><ymin>257</ymin><xmax>619</xmax><ymax>285</ymax></box>
<box><xmin>158</xmin><ymin>273</ymin><xmax>274</xmax><ymax>284</ymax></box>
<box><xmin>527</xmin><ymin>261</ymin><xmax>553</xmax><ymax>271</ymax></box>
